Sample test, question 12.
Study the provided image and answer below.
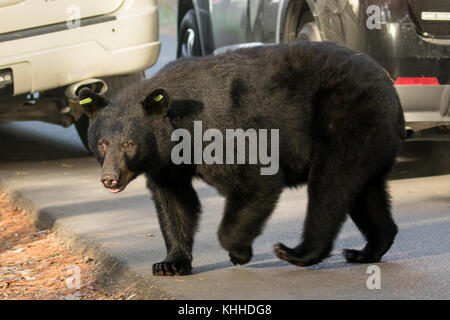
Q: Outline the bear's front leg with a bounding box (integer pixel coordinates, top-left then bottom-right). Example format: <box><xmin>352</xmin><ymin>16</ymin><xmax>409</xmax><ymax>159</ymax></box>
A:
<box><xmin>218</xmin><ymin>183</ymin><xmax>282</xmax><ymax>266</ymax></box>
<box><xmin>147</xmin><ymin>176</ymin><xmax>201</xmax><ymax>276</ymax></box>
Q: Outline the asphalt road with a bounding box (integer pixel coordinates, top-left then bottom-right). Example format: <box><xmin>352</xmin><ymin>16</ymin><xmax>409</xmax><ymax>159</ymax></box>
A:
<box><xmin>0</xmin><ymin>35</ymin><xmax>449</xmax><ymax>299</ymax></box>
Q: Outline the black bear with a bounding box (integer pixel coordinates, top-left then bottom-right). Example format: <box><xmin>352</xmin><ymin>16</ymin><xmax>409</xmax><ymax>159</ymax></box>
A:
<box><xmin>79</xmin><ymin>41</ymin><xmax>405</xmax><ymax>276</ymax></box>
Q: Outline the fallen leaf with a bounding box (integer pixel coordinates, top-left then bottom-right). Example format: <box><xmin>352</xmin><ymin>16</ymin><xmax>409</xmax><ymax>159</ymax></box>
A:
<box><xmin>126</xmin><ymin>293</ymin><xmax>137</xmax><ymax>300</ymax></box>
<box><xmin>83</xmin><ymin>256</ymin><xmax>94</xmax><ymax>263</ymax></box>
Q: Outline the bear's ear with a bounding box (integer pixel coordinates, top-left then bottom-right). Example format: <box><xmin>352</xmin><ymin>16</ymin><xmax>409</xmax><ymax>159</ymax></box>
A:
<box><xmin>78</xmin><ymin>87</ymin><xmax>109</xmax><ymax>118</ymax></box>
<box><xmin>140</xmin><ymin>88</ymin><xmax>171</xmax><ymax>115</ymax></box>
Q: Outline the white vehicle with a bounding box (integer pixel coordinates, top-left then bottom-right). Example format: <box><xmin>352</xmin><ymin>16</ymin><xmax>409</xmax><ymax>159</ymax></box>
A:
<box><xmin>0</xmin><ymin>0</ymin><xmax>161</xmax><ymax>148</ymax></box>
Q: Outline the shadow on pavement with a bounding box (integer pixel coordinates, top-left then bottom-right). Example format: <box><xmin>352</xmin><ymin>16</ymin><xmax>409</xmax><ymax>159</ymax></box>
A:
<box><xmin>193</xmin><ymin>219</ymin><xmax>450</xmax><ymax>274</ymax></box>
<box><xmin>0</xmin><ymin>121</ymin><xmax>89</xmax><ymax>161</ymax></box>
<box><xmin>392</xmin><ymin>138</ymin><xmax>450</xmax><ymax>180</ymax></box>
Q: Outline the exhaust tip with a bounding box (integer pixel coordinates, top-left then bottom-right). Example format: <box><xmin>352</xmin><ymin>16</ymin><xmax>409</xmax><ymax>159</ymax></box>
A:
<box><xmin>65</xmin><ymin>79</ymin><xmax>108</xmax><ymax>101</ymax></box>
<box><xmin>405</xmin><ymin>127</ymin><xmax>415</xmax><ymax>139</ymax></box>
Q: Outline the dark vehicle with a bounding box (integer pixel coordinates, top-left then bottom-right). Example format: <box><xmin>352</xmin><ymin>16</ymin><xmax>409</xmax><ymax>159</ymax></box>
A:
<box><xmin>176</xmin><ymin>0</ymin><xmax>450</xmax><ymax>132</ymax></box>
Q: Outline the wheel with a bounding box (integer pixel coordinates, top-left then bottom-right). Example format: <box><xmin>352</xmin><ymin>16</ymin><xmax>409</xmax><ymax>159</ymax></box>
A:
<box><xmin>297</xmin><ymin>12</ymin><xmax>322</xmax><ymax>41</ymax></box>
<box><xmin>75</xmin><ymin>72</ymin><xmax>145</xmax><ymax>151</ymax></box>
<box><xmin>282</xmin><ymin>2</ymin><xmax>321</xmax><ymax>43</ymax></box>
<box><xmin>177</xmin><ymin>9</ymin><xmax>202</xmax><ymax>58</ymax></box>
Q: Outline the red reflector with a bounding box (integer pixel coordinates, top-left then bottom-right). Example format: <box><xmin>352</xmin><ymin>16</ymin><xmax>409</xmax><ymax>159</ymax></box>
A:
<box><xmin>395</xmin><ymin>77</ymin><xmax>439</xmax><ymax>85</ymax></box>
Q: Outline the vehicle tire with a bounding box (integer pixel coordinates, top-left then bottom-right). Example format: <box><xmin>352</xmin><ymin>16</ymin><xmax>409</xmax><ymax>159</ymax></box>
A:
<box><xmin>282</xmin><ymin>2</ymin><xmax>320</xmax><ymax>43</ymax></box>
<box><xmin>177</xmin><ymin>9</ymin><xmax>202</xmax><ymax>58</ymax></box>
<box><xmin>296</xmin><ymin>18</ymin><xmax>321</xmax><ymax>42</ymax></box>
<box><xmin>75</xmin><ymin>72</ymin><xmax>145</xmax><ymax>151</ymax></box>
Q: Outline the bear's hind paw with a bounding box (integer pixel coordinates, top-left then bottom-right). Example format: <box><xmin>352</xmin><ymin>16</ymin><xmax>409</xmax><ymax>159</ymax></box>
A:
<box><xmin>274</xmin><ymin>243</ymin><xmax>327</xmax><ymax>267</ymax></box>
<box><xmin>273</xmin><ymin>243</ymin><xmax>306</xmax><ymax>267</ymax></box>
<box><xmin>343</xmin><ymin>249</ymin><xmax>381</xmax><ymax>263</ymax></box>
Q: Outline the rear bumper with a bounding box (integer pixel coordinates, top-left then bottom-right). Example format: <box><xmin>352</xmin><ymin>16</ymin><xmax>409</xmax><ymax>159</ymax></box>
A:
<box><xmin>396</xmin><ymin>84</ymin><xmax>450</xmax><ymax>129</ymax></box>
<box><xmin>0</xmin><ymin>0</ymin><xmax>160</xmax><ymax>95</ymax></box>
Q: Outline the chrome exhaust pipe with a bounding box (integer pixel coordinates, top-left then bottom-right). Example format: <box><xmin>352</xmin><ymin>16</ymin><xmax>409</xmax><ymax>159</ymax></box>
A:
<box><xmin>65</xmin><ymin>78</ymin><xmax>108</xmax><ymax>101</ymax></box>
<box><xmin>64</xmin><ymin>79</ymin><xmax>108</xmax><ymax>122</ymax></box>
<box><xmin>405</xmin><ymin>126</ymin><xmax>415</xmax><ymax>139</ymax></box>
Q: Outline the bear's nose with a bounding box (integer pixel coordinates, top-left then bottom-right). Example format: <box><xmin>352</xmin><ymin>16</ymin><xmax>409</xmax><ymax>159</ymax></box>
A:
<box><xmin>102</xmin><ymin>174</ymin><xmax>119</xmax><ymax>188</ymax></box>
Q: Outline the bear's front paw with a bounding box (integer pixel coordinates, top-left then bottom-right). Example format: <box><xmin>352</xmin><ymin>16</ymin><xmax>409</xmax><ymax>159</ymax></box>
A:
<box><xmin>152</xmin><ymin>261</ymin><xmax>192</xmax><ymax>276</ymax></box>
<box><xmin>229</xmin><ymin>246</ymin><xmax>252</xmax><ymax>265</ymax></box>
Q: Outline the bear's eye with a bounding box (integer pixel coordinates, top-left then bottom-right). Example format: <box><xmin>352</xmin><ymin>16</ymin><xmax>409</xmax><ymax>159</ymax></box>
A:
<box><xmin>123</xmin><ymin>142</ymin><xmax>136</xmax><ymax>158</ymax></box>
<box><xmin>124</xmin><ymin>142</ymin><xmax>135</xmax><ymax>149</ymax></box>
<box><xmin>98</xmin><ymin>141</ymin><xmax>108</xmax><ymax>152</ymax></box>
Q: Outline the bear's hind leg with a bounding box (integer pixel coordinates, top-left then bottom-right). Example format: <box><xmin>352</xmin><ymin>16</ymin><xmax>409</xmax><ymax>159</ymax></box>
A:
<box><xmin>343</xmin><ymin>176</ymin><xmax>398</xmax><ymax>263</ymax></box>
<box><xmin>274</xmin><ymin>155</ymin><xmax>359</xmax><ymax>267</ymax></box>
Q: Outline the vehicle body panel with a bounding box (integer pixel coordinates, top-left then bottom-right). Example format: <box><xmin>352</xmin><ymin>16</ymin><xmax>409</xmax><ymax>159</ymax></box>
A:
<box><xmin>0</xmin><ymin>0</ymin><xmax>124</xmax><ymax>35</ymax></box>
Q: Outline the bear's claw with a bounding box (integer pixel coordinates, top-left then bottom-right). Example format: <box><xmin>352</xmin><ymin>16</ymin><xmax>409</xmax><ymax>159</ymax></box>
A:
<box><xmin>152</xmin><ymin>261</ymin><xmax>192</xmax><ymax>276</ymax></box>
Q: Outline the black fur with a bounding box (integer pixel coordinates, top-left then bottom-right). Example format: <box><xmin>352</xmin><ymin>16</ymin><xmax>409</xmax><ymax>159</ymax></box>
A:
<box><xmin>81</xmin><ymin>41</ymin><xmax>405</xmax><ymax>276</ymax></box>
<box><xmin>230</xmin><ymin>78</ymin><xmax>248</xmax><ymax>109</ymax></box>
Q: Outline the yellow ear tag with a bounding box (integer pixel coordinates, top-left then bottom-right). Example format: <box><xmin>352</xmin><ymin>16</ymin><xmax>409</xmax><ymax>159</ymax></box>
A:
<box><xmin>154</xmin><ymin>94</ymin><xmax>164</xmax><ymax>102</ymax></box>
<box><xmin>79</xmin><ymin>97</ymin><xmax>93</xmax><ymax>105</ymax></box>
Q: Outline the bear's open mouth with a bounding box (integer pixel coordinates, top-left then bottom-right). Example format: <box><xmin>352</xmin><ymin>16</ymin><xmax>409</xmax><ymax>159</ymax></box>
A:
<box><xmin>102</xmin><ymin>171</ymin><xmax>136</xmax><ymax>194</ymax></box>
<box><xmin>104</xmin><ymin>173</ymin><xmax>137</xmax><ymax>194</ymax></box>
<box><xmin>106</xmin><ymin>183</ymin><xmax>127</xmax><ymax>194</ymax></box>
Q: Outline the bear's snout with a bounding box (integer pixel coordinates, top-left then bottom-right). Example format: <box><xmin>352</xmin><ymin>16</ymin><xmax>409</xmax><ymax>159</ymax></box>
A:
<box><xmin>101</xmin><ymin>173</ymin><xmax>119</xmax><ymax>188</ymax></box>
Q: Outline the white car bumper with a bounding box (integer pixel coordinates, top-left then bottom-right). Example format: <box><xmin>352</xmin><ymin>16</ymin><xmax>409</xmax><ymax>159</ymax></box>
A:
<box><xmin>396</xmin><ymin>85</ymin><xmax>450</xmax><ymax>130</ymax></box>
<box><xmin>0</xmin><ymin>0</ymin><xmax>160</xmax><ymax>95</ymax></box>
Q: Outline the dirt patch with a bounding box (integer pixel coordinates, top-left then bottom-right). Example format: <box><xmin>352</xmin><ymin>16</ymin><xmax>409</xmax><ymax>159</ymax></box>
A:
<box><xmin>0</xmin><ymin>193</ymin><xmax>108</xmax><ymax>300</ymax></box>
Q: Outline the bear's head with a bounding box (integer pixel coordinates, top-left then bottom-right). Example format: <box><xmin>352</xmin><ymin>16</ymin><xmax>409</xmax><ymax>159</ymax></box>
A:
<box><xmin>78</xmin><ymin>86</ymin><xmax>173</xmax><ymax>193</ymax></box>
